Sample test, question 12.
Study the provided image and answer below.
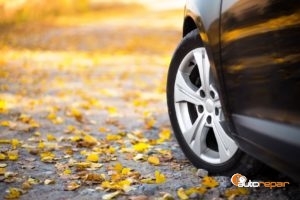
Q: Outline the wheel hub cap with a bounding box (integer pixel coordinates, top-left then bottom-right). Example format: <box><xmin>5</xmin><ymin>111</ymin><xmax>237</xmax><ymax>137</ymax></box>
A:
<box><xmin>205</xmin><ymin>99</ymin><xmax>214</xmax><ymax>113</ymax></box>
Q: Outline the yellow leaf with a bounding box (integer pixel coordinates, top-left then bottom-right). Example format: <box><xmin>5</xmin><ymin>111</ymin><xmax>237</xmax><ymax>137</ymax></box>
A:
<box><xmin>18</xmin><ymin>114</ymin><xmax>31</xmax><ymax>123</ymax></box>
<box><xmin>28</xmin><ymin>177</ymin><xmax>40</xmax><ymax>185</ymax></box>
<box><xmin>155</xmin><ymin>170</ymin><xmax>166</xmax><ymax>184</ymax></box>
<box><xmin>64</xmin><ymin>181</ymin><xmax>80</xmax><ymax>191</ymax></box>
<box><xmin>145</xmin><ymin>117</ymin><xmax>156</xmax><ymax>129</ymax></box>
<box><xmin>40</xmin><ymin>152</ymin><xmax>55</xmax><ymax>162</ymax></box>
<box><xmin>38</xmin><ymin>141</ymin><xmax>45</xmax><ymax>149</ymax></box>
<box><xmin>106</xmin><ymin>134</ymin><xmax>122</xmax><ymax>141</ymax></box>
<box><xmin>114</xmin><ymin>162</ymin><xmax>123</xmax><ymax>173</ymax></box>
<box><xmin>202</xmin><ymin>176</ymin><xmax>219</xmax><ymax>188</ymax></box>
<box><xmin>177</xmin><ymin>187</ymin><xmax>189</xmax><ymax>200</ymax></box>
<box><xmin>107</xmin><ymin>106</ymin><xmax>118</xmax><ymax>116</ymax></box>
<box><xmin>121</xmin><ymin>167</ymin><xmax>131</xmax><ymax>175</ymax></box>
<box><xmin>74</xmin><ymin>162</ymin><xmax>91</xmax><ymax>171</ymax></box>
<box><xmin>11</xmin><ymin>139</ymin><xmax>20</xmax><ymax>149</ymax></box>
<box><xmin>0</xmin><ymin>139</ymin><xmax>11</xmax><ymax>144</ymax></box>
<box><xmin>7</xmin><ymin>150</ymin><xmax>18</xmax><ymax>161</ymax></box>
<box><xmin>64</xmin><ymin>125</ymin><xmax>76</xmax><ymax>134</ymax></box>
<box><xmin>0</xmin><ymin>167</ymin><xmax>6</xmax><ymax>175</ymax></box>
<box><xmin>86</xmin><ymin>153</ymin><xmax>99</xmax><ymax>163</ymax></box>
<box><xmin>0</xmin><ymin>121</ymin><xmax>10</xmax><ymax>127</ymax></box>
<box><xmin>159</xmin><ymin>128</ymin><xmax>171</xmax><ymax>141</ymax></box>
<box><xmin>68</xmin><ymin>107</ymin><xmax>83</xmax><ymax>122</ymax></box>
<box><xmin>147</xmin><ymin>156</ymin><xmax>160</xmax><ymax>165</ymax></box>
<box><xmin>47</xmin><ymin>134</ymin><xmax>57</xmax><ymax>141</ymax></box>
<box><xmin>0</xmin><ymin>100</ymin><xmax>8</xmax><ymax>113</ymax></box>
<box><xmin>133</xmin><ymin>142</ymin><xmax>150</xmax><ymax>153</ymax></box>
<box><xmin>102</xmin><ymin>191</ymin><xmax>121</xmax><ymax>200</ymax></box>
<box><xmin>4</xmin><ymin>187</ymin><xmax>22</xmax><ymax>199</ymax></box>
<box><xmin>63</xmin><ymin>168</ymin><xmax>72</xmax><ymax>175</ymax></box>
<box><xmin>83</xmin><ymin>134</ymin><xmax>98</xmax><ymax>146</ymax></box>
<box><xmin>0</xmin><ymin>153</ymin><xmax>6</xmax><ymax>160</ymax></box>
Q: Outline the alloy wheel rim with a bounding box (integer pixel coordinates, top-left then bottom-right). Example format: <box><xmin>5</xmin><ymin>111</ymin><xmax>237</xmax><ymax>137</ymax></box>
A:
<box><xmin>174</xmin><ymin>47</ymin><xmax>238</xmax><ymax>164</ymax></box>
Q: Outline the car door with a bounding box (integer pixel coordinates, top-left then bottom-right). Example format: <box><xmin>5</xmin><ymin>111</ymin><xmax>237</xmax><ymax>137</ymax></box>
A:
<box><xmin>220</xmin><ymin>0</ymin><xmax>300</xmax><ymax>178</ymax></box>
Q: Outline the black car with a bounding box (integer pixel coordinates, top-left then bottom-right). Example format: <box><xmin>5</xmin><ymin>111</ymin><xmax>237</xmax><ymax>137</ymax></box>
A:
<box><xmin>167</xmin><ymin>0</ymin><xmax>300</xmax><ymax>181</ymax></box>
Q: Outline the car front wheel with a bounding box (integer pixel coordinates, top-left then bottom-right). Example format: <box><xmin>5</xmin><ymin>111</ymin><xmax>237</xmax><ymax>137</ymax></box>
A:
<box><xmin>167</xmin><ymin>29</ymin><xmax>258</xmax><ymax>174</ymax></box>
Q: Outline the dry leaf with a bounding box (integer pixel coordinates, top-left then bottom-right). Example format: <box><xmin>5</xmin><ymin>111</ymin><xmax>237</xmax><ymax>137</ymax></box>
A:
<box><xmin>47</xmin><ymin>134</ymin><xmax>57</xmax><ymax>141</ymax></box>
<box><xmin>155</xmin><ymin>170</ymin><xmax>166</xmax><ymax>184</ymax></box>
<box><xmin>11</xmin><ymin>139</ymin><xmax>20</xmax><ymax>149</ymax></box>
<box><xmin>7</xmin><ymin>150</ymin><xmax>18</xmax><ymax>161</ymax></box>
<box><xmin>44</xmin><ymin>179</ymin><xmax>55</xmax><ymax>185</ymax></box>
<box><xmin>86</xmin><ymin>153</ymin><xmax>99</xmax><ymax>163</ymax></box>
<box><xmin>64</xmin><ymin>181</ymin><xmax>81</xmax><ymax>191</ymax></box>
<box><xmin>106</xmin><ymin>134</ymin><xmax>122</xmax><ymax>141</ymax></box>
<box><xmin>83</xmin><ymin>173</ymin><xmax>105</xmax><ymax>184</ymax></box>
<box><xmin>202</xmin><ymin>176</ymin><xmax>219</xmax><ymax>188</ymax></box>
<box><xmin>0</xmin><ymin>167</ymin><xmax>6</xmax><ymax>175</ymax></box>
<box><xmin>133</xmin><ymin>142</ymin><xmax>150</xmax><ymax>153</ymax></box>
<box><xmin>40</xmin><ymin>151</ymin><xmax>55</xmax><ymax>163</ymax></box>
<box><xmin>0</xmin><ymin>153</ymin><xmax>6</xmax><ymax>160</ymax></box>
<box><xmin>4</xmin><ymin>187</ymin><xmax>22</xmax><ymax>199</ymax></box>
<box><xmin>177</xmin><ymin>187</ymin><xmax>189</xmax><ymax>200</ymax></box>
<box><xmin>148</xmin><ymin>156</ymin><xmax>160</xmax><ymax>165</ymax></box>
<box><xmin>102</xmin><ymin>191</ymin><xmax>121</xmax><ymax>200</ymax></box>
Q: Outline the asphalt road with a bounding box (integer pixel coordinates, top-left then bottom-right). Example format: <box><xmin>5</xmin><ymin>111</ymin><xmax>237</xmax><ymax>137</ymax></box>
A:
<box><xmin>0</xmin><ymin>1</ymin><xmax>299</xmax><ymax>199</ymax></box>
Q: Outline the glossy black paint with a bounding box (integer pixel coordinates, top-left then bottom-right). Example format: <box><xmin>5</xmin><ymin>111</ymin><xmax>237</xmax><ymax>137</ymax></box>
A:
<box><xmin>183</xmin><ymin>0</ymin><xmax>300</xmax><ymax>180</ymax></box>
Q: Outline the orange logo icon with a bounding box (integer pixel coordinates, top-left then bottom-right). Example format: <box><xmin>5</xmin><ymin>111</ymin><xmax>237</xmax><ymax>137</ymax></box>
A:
<box><xmin>231</xmin><ymin>173</ymin><xmax>247</xmax><ymax>186</ymax></box>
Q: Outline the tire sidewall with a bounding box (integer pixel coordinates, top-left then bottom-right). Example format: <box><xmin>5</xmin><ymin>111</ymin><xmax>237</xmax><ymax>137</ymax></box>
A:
<box><xmin>167</xmin><ymin>29</ymin><xmax>243</xmax><ymax>174</ymax></box>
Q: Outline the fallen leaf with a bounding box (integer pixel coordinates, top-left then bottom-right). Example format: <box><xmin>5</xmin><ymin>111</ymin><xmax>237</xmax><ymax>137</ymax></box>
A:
<box><xmin>0</xmin><ymin>167</ymin><xmax>6</xmax><ymax>175</ymax></box>
<box><xmin>0</xmin><ymin>153</ymin><xmax>6</xmax><ymax>160</ymax></box>
<box><xmin>133</xmin><ymin>142</ymin><xmax>150</xmax><ymax>153</ymax></box>
<box><xmin>83</xmin><ymin>173</ymin><xmax>105</xmax><ymax>184</ymax></box>
<box><xmin>4</xmin><ymin>187</ymin><xmax>22</xmax><ymax>199</ymax></box>
<box><xmin>44</xmin><ymin>179</ymin><xmax>55</xmax><ymax>185</ymax></box>
<box><xmin>47</xmin><ymin>134</ymin><xmax>57</xmax><ymax>141</ymax></box>
<box><xmin>40</xmin><ymin>151</ymin><xmax>55</xmax><ymax>163</ymax></box>
<box><xmin>11</xmin><ymin>139</ymin><xmax>20</xmax><ymax>149</ymax></box>
<box><xmin>86</xmin><ymin>152</ymin><xmax>99</xmax><ymax>163</ymax></box>
<box><xmin>158</xmin><ymin>128</ymin><xmax>171</xmax><ymax>141</ymax></box>
<box><xmin>155</xmin><ymin>170</ymin><xmax>166</xmax><ymax>184</ymax></box>
<box><xmin>64</xmin><ymin>181</ymin><xmax>81</xmax><ymax>191</ymax></box>
<box><xmin>202</xmin><ymin>176</ymin><xmax>219</xmax><ymax>188</ymax></box>
<box><xmin>7</xmin><ymin>150</ymin><xmax>18</xmax><ymax>161</ymax></box>
<box><xmin>177</xmin><ymin>187</ymin><xmax>188</xmax><ymax>200</ymax></box>
<box><xmin>102</xmin><ymin>191</ymin><xmax>121</xmax><ymax>200</ymax></box>
<box><xmin>147</xmin><ymin>156</ymin><xmax>160</xmax><ymax>165</ymax></box>
<box><xmin>106</xmin><ymin>134</ymin><xmax>122</xmax><ymax>141</ymax></box>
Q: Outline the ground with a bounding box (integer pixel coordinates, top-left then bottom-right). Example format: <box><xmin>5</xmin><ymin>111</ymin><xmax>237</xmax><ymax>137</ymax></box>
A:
<box><xmin>0</xmin><ymin>1</ymin><xmax>299</xmax><ymax>200</ymax></box>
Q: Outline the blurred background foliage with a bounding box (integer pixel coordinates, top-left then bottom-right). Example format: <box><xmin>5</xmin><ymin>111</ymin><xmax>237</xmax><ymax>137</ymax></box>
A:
<box><xmin>0</xmin><ymin>0</ymin><xmax>124</xmax><ymax>26</ymax></box>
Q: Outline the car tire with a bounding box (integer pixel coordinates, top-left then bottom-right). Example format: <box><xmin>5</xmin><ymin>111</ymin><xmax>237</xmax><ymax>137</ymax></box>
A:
<box><xmin>167</xmin><ymin>29</ymin><xmax>260</xmax><ymax>175</ymax></box>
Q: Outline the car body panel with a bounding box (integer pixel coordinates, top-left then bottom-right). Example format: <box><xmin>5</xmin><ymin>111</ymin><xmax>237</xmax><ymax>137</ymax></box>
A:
<box><xmin>184</xmin><ymin>0</ymin><xmax>300</xmax><ymax>180</ymax></box>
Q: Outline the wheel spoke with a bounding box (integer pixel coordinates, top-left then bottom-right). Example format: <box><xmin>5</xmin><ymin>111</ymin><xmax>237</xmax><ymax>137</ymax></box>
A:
<box><xmin>214</xmin><ymin>100</ymin><xmax>222</xmax><ymax>108</ymax></box>
<box><xmin>212</xmin><ymin>119</ymin><xmax>238</xmax><ymax>162</ymax></box>
<box><xmin>175</xmin><ymin>71</ymin><xmax>201</xmax><ymax>105</ymax></box>
<box><xmin>183</xmin><ymin>113</ymin><xmax>208</xmax><ymax>154</ymax></box>
<box><xmin>193</xmin><ymin>49</ymin><xmax>210</xmax><ymax>92</ymax></box>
